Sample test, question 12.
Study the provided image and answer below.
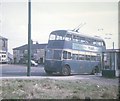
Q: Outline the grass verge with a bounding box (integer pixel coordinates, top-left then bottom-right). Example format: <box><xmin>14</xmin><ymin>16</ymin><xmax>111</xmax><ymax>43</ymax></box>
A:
<box><xmin>1</xmin><ymin>78</ymin><xmax>118</xmax><ymax>99</ymax></box>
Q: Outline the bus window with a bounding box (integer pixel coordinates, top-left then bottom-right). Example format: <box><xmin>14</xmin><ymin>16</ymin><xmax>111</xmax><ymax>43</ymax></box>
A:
<box><xmin>91</xmin><ymin>56</ymin><xmax>96</xmax><ymax>61</ymax></box>
<box><xmin>73</xmin><ymin>35</ymin><xmax>79</xmax><ymax>42</ymax></box>
<box><xmin>53</xmin><ymin>50</ymin><xmax>62</xmax><ymax>60</ymax></box>
<box><xmin>46</xmin><ymin>49</ymin><xmax>53</xmax><ymax>59</ymax></box>
<box><xmin>79</xmin><ymin>54</ymin><xmax>85</xmax><ymax>60</ymax></box>
<box><xmin>80</xmin><ymin>37</ymin><xmax>86</xmax><ymax>43</ymax></box>
<box><xmin>68</xmin><ymin>52</ymin><xmax>71</xmax><ymax>59</ymax></box>
<box><xmin>93</xmin><ymin>40</ymin><xmax>97</xmax><ymax>45</ymax></box>
<box><xmin>72</xmin><ymin>54</ymin><xmax>78</xmax><ymax>60</ymax></box>
<box><xmin>96</xmin><ymin>55</ymin><xmax>101</xmax><ymax>61</ymax></box>
<box><xmin>49</xmin><ymin>34</ymin><xmax>56</xmax><ymax>40</ymax></box>
<box><xmin>96</xmin><ymin>41</ymin><xmax>102</xmax><ymax>46</ymax></box>
<box><xmin>65</xmin><ymin>34</ymin><xmax>72</xmax><ymax>41</ymax></box>
<box><xmin>56</xmin><ymin>35</ymin><xmax>64</xmax><ymax>40</ymax></box>
<box><xmin>63</xmin><ymin>51</ymin><xmax>71</xmax><ymax>59</ymax></box>
<box><xmin>63</xmin><ymin>51</ymin><xmax>67</xmax><ymax>59</ymax></box>
<box><xmin>86</xmin><ymin>55</ymin><xmax>91</xmax><ymax>60</ymax></box>
<box><xmin>86</xmin><ymin>38</ymin><xmax>93</xmax><ymax>45</ymax></box>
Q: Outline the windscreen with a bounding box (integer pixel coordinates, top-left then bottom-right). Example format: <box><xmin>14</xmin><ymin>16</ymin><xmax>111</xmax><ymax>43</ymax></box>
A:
<box><xmin>53</xmin><ymin>50</ymin><xmax>62</xmax><ymax>60</ymax></box>
<box><xmin>46</xmin><ymin>49</ymin><xmax>62</xmax><ymax>60</ymax></box>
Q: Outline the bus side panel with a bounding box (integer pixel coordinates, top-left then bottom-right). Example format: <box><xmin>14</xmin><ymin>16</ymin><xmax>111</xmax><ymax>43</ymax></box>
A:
<box><xmin>47</xmin><ymin>40</ymin><xmax>65</xmax><ymax>49</ymax></box>
<box><xmin>82</xmin><ymin>61</ymin><xmax>100</xmax><ymax>73</ymax></box>
<box><xmin>62</xmin><ymin>60</ymin><xmax>100</xmax><ymax>74</ymax></box>
<box><xmin>44</xmin><ymin>60</ymin><xmax>62</xmax><ymax>73</ymax></box>
<box><xmin>62</xmin><ymin>60</ymin><xmax>81</xmax><ymax>74</ymax></box>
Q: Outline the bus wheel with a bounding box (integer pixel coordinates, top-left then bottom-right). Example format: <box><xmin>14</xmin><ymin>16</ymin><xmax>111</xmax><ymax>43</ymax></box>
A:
<box><xmin>61</xmin><ymin>65</ymin><xmax>70</xmax><ymax>76</ymax></box>
<box><xmin>91</xmin><ymin>69</ymin><xmax>96</xmax><ymax>75</ymax></box>
<box><xmin>45</xmin><ymin>70</ymin><xmax>53</xmax><ymax>75</ymax></box>
<box><xmin>91</xmin><ymin>66</ymin><xmax>99</xmax><ymax>75</ymax></box>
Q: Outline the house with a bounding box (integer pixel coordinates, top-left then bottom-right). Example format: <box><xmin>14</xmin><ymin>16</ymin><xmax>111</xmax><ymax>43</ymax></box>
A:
<box><xmin>13</xmin><ymin>42</ymin><xmax>47</xmax><ymax>64</ymax></box>
<box><xmin>0</xmin><ymin>36</ymin><xmax>8</xmax><ymax>63</ymax></box>
<box><xmin>8</xmin><ymin>52</ymin><xmax>13</xmax><ymax>64</ymax></box>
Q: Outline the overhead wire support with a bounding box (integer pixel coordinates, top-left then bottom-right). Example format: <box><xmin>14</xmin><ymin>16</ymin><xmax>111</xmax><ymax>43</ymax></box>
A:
<box><xmin>72</xmin><ymin>22</ymin><xmax>86</xmax><ymax>32</ymax></box>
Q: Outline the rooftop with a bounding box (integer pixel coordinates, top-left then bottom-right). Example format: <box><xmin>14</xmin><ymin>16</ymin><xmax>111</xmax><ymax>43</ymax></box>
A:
<box><xmin>13</xmin><ymin>43</ymin><xmax>47</xmax><ymax>50</ymax></box>
<box><xmin>0</xmin><ymin>36</ymin><xmax>8</xmax><ymax>40</ymax></box>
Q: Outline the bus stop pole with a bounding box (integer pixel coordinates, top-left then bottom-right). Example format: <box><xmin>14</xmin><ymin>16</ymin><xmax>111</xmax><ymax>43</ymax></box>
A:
<box><xmin>27</xmin><ymin>0</ymin><xmax>31</xmax><ymax>76</ymax></box>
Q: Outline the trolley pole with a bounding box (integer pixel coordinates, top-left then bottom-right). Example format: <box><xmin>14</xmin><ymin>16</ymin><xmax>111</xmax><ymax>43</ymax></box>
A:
<box><xmin>27</xmin><ymin>0</ymin><xmax>31</xmax><ymax>76</ymax></box>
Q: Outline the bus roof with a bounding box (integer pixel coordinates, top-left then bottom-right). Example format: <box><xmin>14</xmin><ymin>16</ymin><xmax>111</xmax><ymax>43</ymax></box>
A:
<box><xmin>51</xmin><ymin>30</ymin><xmax>104</xmax><ymax>41</ymax></box>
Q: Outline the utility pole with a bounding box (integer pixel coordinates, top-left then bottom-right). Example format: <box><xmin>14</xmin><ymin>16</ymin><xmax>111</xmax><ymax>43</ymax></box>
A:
<box><xmin>27</xmin><ymin>0</ymin><xmax>31</xmax><ymax>76</ymax></box>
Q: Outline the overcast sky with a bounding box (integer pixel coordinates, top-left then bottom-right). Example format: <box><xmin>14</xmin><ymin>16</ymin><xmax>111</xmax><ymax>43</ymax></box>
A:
<box><xmin>0</xmin><ymin>0</ymin><xmax>119</xmax><ymax>53</ymax></box>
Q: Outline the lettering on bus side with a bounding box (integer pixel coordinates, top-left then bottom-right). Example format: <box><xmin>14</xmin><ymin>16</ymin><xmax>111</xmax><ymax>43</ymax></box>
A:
<box><xmin>72</xmin><ymin>43</ymin><xmax>102</xmax><ymax>52</ymax></box>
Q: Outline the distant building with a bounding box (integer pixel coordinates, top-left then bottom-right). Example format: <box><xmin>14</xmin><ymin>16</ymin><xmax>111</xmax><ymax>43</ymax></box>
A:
<box><xmin>8</xmin><ymin>52</ymin><xmax>13</xmax><ymax>64</ymax></box>
<box><xmin>105</xmin><ymin>49</ymin><xmax>120</xmax><ymax>77</ymax></box>
<box><xmin>13</xmin><ymin>42</ymin><xmax>47</xmax><ymax>64</ymax></box>
<box><xmin>0</xmin><ymin>36</ymin><xmax>8</xmax><ymax>63</ymax></box>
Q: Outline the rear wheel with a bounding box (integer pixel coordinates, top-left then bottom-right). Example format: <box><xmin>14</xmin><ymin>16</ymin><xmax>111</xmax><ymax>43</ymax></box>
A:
<box><xmin>61</xmin><ymin>65</ymin><xmax>71</xmax><ymax>76</ymax></box>
<box><xmin>91</xmin><ymin>66</ymin><xmax>99</xmax><ymax>75</ymax></box>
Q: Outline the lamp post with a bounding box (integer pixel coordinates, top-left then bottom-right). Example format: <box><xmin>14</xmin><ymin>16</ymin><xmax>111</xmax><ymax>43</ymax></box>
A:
<box><xmin>27</xmin><ymin>0</ymin><xmax>31</xmax><ymax>76</ymax></box>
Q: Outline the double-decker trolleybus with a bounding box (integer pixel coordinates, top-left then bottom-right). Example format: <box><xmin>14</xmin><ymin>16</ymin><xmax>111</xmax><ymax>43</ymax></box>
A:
<box><xmin>44</xmin><ymin>29</ymin><xmax>106</xmax><ymax>76</ymax></box>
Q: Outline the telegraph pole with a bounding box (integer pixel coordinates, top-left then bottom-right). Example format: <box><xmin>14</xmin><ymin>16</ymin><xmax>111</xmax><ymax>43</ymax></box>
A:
<box><xmin>27</xmin><ymin>0</ymin><xmax>31</xmax><ymax>76</ymax></box>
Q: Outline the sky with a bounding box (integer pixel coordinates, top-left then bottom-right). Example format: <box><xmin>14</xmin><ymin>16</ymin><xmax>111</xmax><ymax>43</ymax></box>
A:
<box><xmin>0</xmin><ymin>0</ymin><xmax>119</xmax><ymax>54</ymax></box>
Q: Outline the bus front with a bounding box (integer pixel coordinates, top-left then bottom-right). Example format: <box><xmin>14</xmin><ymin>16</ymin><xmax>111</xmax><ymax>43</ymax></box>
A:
<box><xmin>44</xmin><ymin>30</ymin><xmax>69</xmax><ymax>75</ymax></box>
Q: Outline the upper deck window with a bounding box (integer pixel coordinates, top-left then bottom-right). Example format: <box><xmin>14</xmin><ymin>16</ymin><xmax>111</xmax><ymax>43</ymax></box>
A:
<box><xmin>49</xmin><ymin>32</ymin><xmax>66</xmax><ymax>41</ymax></box>
<box><xmin>80</xmin><ymin>37</ymin><xmax>86</xmax><ymax>43</ymax></box>
<box><xmin>91</xmin><ymin>39</ymin><xmax>105</xmax><ymax>46</ymax></box>
<box><xmin>65</xmin><ymin>34</ymin><xmax>72</xmax><ymax>41</ymax></box>
<box><xmin>49</xmin><ymin>31</ymin><xmax>105</xmax><ymax>47</ymax></box>
<box><xmin>73</xmin><ymin>35</ymin><xmax>79</xmax><ymax>42</ymax></box>
<box><xmin>49</xmin><ymin>34</ymin><xmax>56</xmax><ymax>40</ymax></box>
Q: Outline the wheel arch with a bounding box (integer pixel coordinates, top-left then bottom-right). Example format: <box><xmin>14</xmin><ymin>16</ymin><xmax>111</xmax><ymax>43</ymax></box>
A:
<box><xmin>61</xmin><ymin>64</ymin><xmax>71</xmax><ymax>76</ymax></box>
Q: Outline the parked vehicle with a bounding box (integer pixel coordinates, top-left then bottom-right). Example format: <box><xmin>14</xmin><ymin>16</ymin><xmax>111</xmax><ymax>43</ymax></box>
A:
<box><xmin>31</xmin><ymin>60</ymin><xmax>38</xmax><ymax>67</ymax></box>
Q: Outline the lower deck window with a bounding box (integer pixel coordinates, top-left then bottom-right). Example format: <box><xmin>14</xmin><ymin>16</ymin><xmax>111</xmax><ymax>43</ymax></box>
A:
<box><xmin>63</xmin><ymin>51</ymin><xmax>72</xmax><ymax>59</ymax></box>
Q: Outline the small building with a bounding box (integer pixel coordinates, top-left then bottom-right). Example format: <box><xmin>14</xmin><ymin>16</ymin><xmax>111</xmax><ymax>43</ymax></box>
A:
<box><xmin>13</xmin><ymin>43</ymin><xmax>47</xmax><ymax>64</ymax></box>
<box><xmin>105</xmin><ymin>49</ymin><xmax>120</xmax><ymax>77</ymax></box>
<box><xmin>0</xmin><ymin>36</ymin><xmax>8</xmax><ymax>63</ymax></box>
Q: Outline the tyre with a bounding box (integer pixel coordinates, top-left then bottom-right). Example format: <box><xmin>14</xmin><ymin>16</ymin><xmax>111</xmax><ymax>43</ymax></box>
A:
<box><xmin>91</xmin><ymin>69</ymin><xmax>96</xmax><ymax>75</ymax></box>
<box><xmin>91</xmin><ymin>66</ymin><xmax>99</xmax><ymax>75</ymax></box>
<box><xmin>61</xmin><ymin>65</ymin><xmax>71</xmax><ymax>76</ymax></box>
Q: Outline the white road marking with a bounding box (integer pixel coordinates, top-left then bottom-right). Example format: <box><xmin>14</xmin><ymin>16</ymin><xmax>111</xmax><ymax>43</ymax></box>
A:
<box><xmin>4</xmin><ymin>70</ymin><xmax>40</xmax><ymax>73</ymax></box>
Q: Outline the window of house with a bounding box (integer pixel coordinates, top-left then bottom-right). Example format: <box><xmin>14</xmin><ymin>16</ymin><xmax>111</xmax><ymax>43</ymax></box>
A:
<box><xmin>2</xmin><ymin>39</ymin><xmax>6</xmax><ymax>47</ymax></box>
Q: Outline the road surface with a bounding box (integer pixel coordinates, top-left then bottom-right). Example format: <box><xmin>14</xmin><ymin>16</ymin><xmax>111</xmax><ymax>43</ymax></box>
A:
<box><xmin>0</xmin><ymin>64</ymin><xmax>118</xmax><ymax>86</ymax></box>
<box><xmin>1</xmin><ymin>64</ymin><xmax>46</xmax><ymax>77</ymax></box>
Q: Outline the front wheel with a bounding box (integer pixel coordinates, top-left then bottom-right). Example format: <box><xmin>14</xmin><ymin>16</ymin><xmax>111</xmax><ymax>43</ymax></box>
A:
<box><xmin>61</xmin><ymin>65</ymin><xmax>71</xmax><ymax>76</ymax></box>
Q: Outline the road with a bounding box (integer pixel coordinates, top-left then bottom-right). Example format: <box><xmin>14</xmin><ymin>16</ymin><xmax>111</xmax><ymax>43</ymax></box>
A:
<box><xmin>0</xmin><ymin>64</ymin><xmax>118</xmax><ymax>86</ymax></box>
<box><xmin>1</xmin><ymin>64</ymin><xmax>90</xmax><ymax>79</ymax></box>
<box><xmin>1</xmin><ymin>64</ymin><xmax>91</xmax><ymax>80</ymax></box>
<box><xmin>1</xmin><ymin>64</ymin><xmax>46</xmax><ymax>77</ymax></box>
